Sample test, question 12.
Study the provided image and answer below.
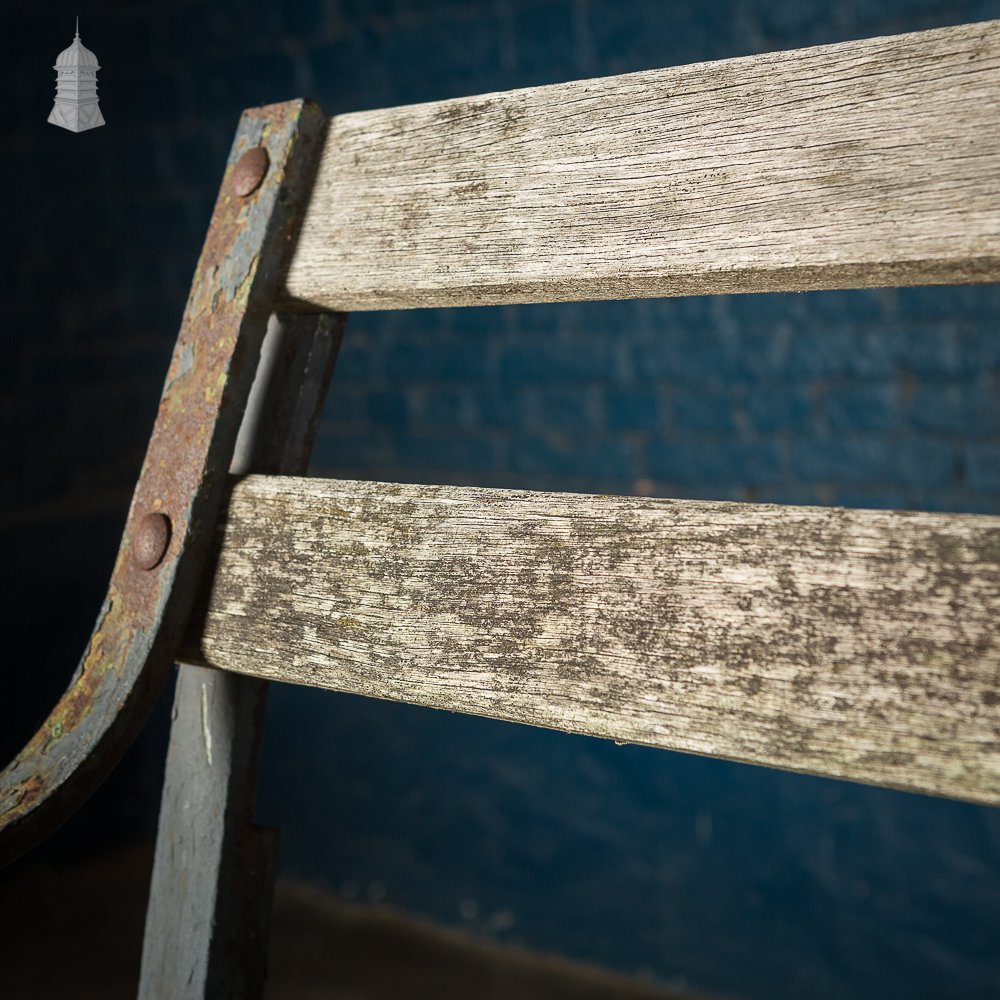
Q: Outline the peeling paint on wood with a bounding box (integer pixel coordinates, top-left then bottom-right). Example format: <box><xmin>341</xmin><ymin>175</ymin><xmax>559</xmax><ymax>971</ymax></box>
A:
<box><xmin>199</xmin><ymin>682</ymin><xmax>214</xmax><ymax>766</ymax></box>
<box><xmin>185</xmin><ymin>476</ymin><xmax>1000</xmax><ymax>804</ymax></box>
<box><xmin>282</xmin><ymin>20</ymin><xmax>1000</xmax><ymax>311</ymax></box>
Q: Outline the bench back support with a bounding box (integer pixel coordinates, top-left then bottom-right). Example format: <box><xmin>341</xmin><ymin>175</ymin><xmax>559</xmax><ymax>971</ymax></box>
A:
<box><xmin>1</xmin><ymin>17</ymin><xmax>998</xmax><ymax>1000</ymax></box>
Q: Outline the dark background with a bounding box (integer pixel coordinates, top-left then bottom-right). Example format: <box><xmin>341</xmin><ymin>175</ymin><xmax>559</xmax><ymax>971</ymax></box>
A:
<box><xmin>3</xmin><ymin>2</ymin><xmax>1000</xmax><ymax>998</ymax></box>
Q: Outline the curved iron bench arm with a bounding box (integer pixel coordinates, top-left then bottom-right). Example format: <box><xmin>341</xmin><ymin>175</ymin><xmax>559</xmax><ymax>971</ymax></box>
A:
<box><xmin>0</xmin><ymin>99</ymin><xmax>326</xmax><ymax>866</ymax></box>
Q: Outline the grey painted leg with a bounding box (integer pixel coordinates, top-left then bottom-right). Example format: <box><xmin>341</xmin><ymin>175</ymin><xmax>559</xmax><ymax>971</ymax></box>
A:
<box><xmin>139</xmin><ymin>313</ymin><xmax>343</xmax><ymax>999</ymax></box>
<box><xmin>139</xmin><ymin>669</ymin><xmax>276</xmax><ymax>998</ymax></box>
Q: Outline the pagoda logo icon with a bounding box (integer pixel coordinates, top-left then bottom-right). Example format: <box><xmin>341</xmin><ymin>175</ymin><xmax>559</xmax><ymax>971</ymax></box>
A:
<box><xmin>48</xmin><ymin>17</ymin><xmax>105</xmax><ymax>132</ymax></box>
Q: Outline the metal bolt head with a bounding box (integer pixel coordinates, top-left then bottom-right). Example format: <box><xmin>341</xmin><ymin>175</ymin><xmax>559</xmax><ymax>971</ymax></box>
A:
<box><xmin>134</xmin><ymin>512</ymin><xmax>171</xmax><ymax>571</ymax></box>
<box><xmin>231</xmin><ymin>146</ymin><xmax>269</xmax><ymax>197</ymax></box>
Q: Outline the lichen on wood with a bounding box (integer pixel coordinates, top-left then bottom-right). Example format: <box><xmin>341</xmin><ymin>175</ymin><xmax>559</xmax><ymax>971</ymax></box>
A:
<box><xmin>184</xmin><ymin>475</ymin><xmax>1000</xmax><ymax>805</ymax></box>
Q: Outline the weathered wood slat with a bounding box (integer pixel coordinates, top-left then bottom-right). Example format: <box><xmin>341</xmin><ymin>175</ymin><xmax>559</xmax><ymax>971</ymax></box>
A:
<box><xmin>281</xmin><ymin>20</ymin><xmax>1000</xmax><ymax>311</ymax></box>
<box><xmin>183</xmin><ymin>476</ymin><xmax>1000</xmax><ymax>804</ymax></box>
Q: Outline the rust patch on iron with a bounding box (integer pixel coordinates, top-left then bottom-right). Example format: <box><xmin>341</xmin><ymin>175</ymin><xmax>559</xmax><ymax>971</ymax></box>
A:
<box><xmin>0</xmin><ymin>99</ymin><xmax>328</xmax><ymax>863</ymax></box>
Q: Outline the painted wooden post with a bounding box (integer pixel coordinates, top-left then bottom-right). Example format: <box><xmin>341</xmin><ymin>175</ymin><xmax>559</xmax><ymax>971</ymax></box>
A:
<box><xmin>138</xmin><ymin>313</ymin><xmax>343</xmax><ymax>999</ymax></box>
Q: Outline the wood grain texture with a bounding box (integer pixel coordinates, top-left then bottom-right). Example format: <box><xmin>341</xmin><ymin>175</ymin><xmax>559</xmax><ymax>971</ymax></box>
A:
<box><xmin>183</xmin><ymin>476</ymin><xmax>1000</xmax><ymax>804</ymax></box>
<box><xmin>281</xmin><ymin>20</ymin><xmax>1000</xmax><ymax>311</ymax></box>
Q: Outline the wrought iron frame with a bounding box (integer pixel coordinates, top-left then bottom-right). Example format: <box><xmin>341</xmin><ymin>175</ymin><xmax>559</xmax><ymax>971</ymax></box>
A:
<box><xmin>0</xmin><ymin>102</ymin><xmax>337</xmax><ymax>999</ymax></box>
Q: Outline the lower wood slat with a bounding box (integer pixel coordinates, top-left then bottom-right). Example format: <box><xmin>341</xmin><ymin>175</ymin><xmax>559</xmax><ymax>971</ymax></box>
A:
<box><xmin>183</xmin><ymin>476</ymin><xmax>1000</xmax><ymax>804</ymax></box>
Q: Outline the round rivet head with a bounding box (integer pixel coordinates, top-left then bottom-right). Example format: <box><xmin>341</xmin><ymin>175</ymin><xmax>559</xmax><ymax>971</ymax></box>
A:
<box><xmin>134</xmin><ymin>512</ymin><xmax>171</xmax><ymax>571</ymax></box>
<box><xmin>231</xmin><ymin>146</ymin><xmax>269</xmax><ymax>197</ymax></box>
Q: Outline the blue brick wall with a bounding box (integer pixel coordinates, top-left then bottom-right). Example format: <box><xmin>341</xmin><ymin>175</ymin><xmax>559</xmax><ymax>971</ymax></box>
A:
<box><xmin>305</xmin><ymin>288</ymin><xmax>1000</xmax><ymax>512</ymax></box>
<box><xmin>3</xmin><ymin>2</ymin><xmax>1000</xmax><ymax>998</ymax></box>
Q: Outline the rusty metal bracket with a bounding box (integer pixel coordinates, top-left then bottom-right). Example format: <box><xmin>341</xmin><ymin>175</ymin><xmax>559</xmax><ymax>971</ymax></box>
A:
<box><xmin>0</xmin><ymin>99</ymin><xmax>327</xmax><ymax>865</ymax></box>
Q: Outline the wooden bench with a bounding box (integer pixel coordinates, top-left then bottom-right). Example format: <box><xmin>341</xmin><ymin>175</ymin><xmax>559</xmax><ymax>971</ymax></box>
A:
<box><xmin>2</xmin><ymin>17</ymin><xmax>998</xmax><ymax>998</ymax></box>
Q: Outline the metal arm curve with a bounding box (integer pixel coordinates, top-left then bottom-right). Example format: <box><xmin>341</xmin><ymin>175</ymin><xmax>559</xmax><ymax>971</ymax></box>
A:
<box><xmin>0</xmin><ymin>99</ymin><xmax>326</xmax><ymax>866</ymax></box>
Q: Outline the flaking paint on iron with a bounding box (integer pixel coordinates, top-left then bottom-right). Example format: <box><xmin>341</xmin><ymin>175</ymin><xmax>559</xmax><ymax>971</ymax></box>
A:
<box><xmin>0</xmin><ymin>100</ymin><xmax>328</xmax><ymax>862</ymax></box>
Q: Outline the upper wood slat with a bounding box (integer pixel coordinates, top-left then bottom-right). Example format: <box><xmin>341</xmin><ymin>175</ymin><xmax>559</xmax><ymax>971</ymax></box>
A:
<box><xmin>282</xmin><ymin>20</ymin><xmax>1000</xmax><ymax>311</ymax></box>
<box><xmin>184</xmin><ymin>475</ymin><xmax>1000</xmax><ymax>804</ymax></box>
